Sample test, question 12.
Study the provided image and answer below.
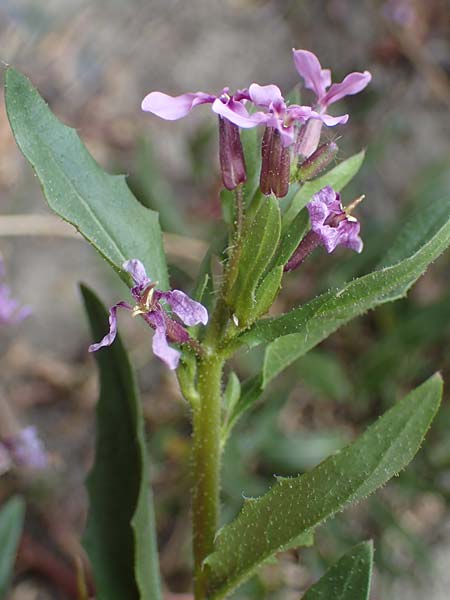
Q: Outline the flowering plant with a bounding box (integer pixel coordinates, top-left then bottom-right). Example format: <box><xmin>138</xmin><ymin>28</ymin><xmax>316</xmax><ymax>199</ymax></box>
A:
<box><xmin>2</xmin><ymin>48</ymin><xmax>449</xmax><ymax>599</ymax></box>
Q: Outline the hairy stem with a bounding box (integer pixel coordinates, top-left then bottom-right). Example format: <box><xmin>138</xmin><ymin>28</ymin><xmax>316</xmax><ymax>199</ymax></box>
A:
<box><xmin>192</xmin><ymin>354</ymin><xmax>223</xmax><ymax>599</ymax></box>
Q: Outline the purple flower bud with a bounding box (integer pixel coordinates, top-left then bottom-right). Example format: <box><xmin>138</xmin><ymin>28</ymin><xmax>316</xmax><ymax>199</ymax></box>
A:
<box><xmin>284</xmin><ymin>186</ymin><xmax>363</xmax><ymax>271</ymax></box>
<box><xmin>296</xmin><ymin>118</ymin><xmax>324</xmax><ymax>158</ymax></box>
<box><xmin>260</xmin><ymin>127</ymin><xmax>291</xmax><ymax>198</ymax></box>
<box><xmin>218</xmin><ymin>116</ymin><xmax>247</xmax><ymax>190</ymax></box>
<box><xmin>297</xmin><ymin>141</ymin><xmax>339</xmax><ymax>181</ymax></box>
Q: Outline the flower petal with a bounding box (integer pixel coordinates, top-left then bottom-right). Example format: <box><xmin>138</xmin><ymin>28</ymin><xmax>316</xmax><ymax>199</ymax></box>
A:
<box><xmin>141</xmin><ymin>91</ymin><xmax>215</xmax><ymax>120</ymax></box>
<box><xmin>212</xmin><ymin>98</ymin><xmax>267</xmax><ymax>129</ymax></box>
<box><xmin>123</xmin><ymin>259</ymin><xmax>152</xmax><ymax>287</ymax></box>
<box><xmin>88</xmin><ymin>301</ymin><xmax>132</xmax><ymax>352</ymax></box>
<box><xmin>0</xmin><ymin>284</ymin><xmax>31</xmax><ymax>325</ymax></box>
<box><xmin>316</xmin><ymin>112</ymin><xmax>349</xmax><ymax>126</ymax></box>
<box><xmin>248</xmin><ymin>83</ymin><xmax>283</xmax><ymax>107</ymax></box>
<box><xmin>321</xmin><ymin>71</ymin><xmax>372</xmax><ymax>107</ymax></box>
<box><xmin>5</xmin><ymin>427</ymin><xmax>48</xmax><ymax>470</ymax></box>
<box><xmin>307</xmin><ymin>186</ymin><xmax>363</xmax><ymax>254</ymax></box>
<box><xmin>162</xmin><ymin>290</ymin><xmax>208</xmax><ymax>326</ymax></box>
<box><xmin>148</xmin><ymin>311</ymin><xmax>180</xmax><ymax>370</ymax></box>
<box><xmin>292</xmin><ymin>49</ymin><xmax>331</xmax><ymax>101</ymax></box>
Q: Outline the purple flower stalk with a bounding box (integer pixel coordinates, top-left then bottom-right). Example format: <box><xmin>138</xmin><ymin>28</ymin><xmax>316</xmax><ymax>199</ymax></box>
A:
<box><xmin>0</xmin><ymin>259</ymin><xmax>31</xmax><ymax>325</ymax></box>
<box><xmin>293</xmin><ymin>49</ymin><xmax>372</xmax><ymax>156</ymax></box>
<box><xmin>284</xmin><ymin>186</ymin><xmax>363</xmax><ymax>271</ymax></box>
<box><xmin>3</xmin><ymin>426</ymin><xmax>48</xmax><ymax>470</ymax></box>
<box><xmin>89</xmin><ymin>259</ymin><xmax>208</xmax><ymax>370</ymax></box>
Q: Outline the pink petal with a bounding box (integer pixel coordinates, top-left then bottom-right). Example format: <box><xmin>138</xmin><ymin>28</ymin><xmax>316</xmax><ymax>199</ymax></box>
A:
<box><xmin>123</xmin><ymin>259</ymin><xmax>151</xmax><ymax>287</ymax></box>
<box><xmin>321</xmin><ymin>71</ymin><xmax>372</xmax><ymax>107</ymax></box>
<box><xmin>212</xmin><ymin>98</ymin><xmax>268</xmax><ymax>129</ymax></box>
<box><xmin>148</xmin><ymin>311</ymin><xmax>180</xmax><ymax>370</ymax></box>
<box><xmin>248</xmin><ymin>83</ymin><xmax>283</xmax><ymax>107</ymax></box>
<box><xmin>88</xmin><ymin>301</ymin><xmax>132</xmax><ymax>352</ymax></box>
<box><xmin>292</xmin><ymin>49</ymin><xmax>331</xmax><ymax>101</ymax></box>
<box><xmin>141</xmin><ymin>91</ymin><xmax>215</xmax><ymax>120</ymax></box>
<box><xmin>317</xmin><ymin>112</ymin><xmax>349</xmax><ymax>126</ymax></box>
<box><xmin>162</xmin><ymin>290</ymin><xmax>208</xmax><ymax>326</ymax></box>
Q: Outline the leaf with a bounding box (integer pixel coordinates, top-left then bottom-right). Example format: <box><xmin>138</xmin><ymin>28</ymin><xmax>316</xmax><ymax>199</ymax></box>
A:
<box><xmin>229</xmin><ymin>196</ymin><xmax>281</xmax><ymax>326</ymax></box>
<box><xmin>273</xmin><ymin>208</ymin><xmax>310</xmax><ymax>268</ymax></box>
<box><xmin>0</xmin><ymin>496</ymin><xmax>25</xmax><ymax>599</ymax></box>
<box><xmin>81</xmin><ymin>285</ymin><xmax>162</xmax><ymax>600</ymax></box>
<box><xmin>205</xmin><ymin>374</ymin><xmax>442</xmax><ymax>598</ymax></box>
<box><xmin>282</xmin><ymin>150</ymin><xmax>365</xmax><ymax>229</ymax></box>
<box><xmin>239</xmin><ymin>216</ymin><xmax>450</xmax><ymax>388</ymax></box>
<box><xmin>130</xmin><ymin>137</ymin><xmax>186</xmax><ymax>235</ymax></box>
<box><xmin>302</xmin><ymin>541</ymin><xmax>373</xmax><ymax>600</ymax></box>
<box><xmin>378</xmin><ymin>184</ymin><xmax>450</xmax><ymax>268</ymax></box>
<box><xmin>5</xmin><ymin>68</ymin><xmax>168</xmax><ymax>289</ymax></box>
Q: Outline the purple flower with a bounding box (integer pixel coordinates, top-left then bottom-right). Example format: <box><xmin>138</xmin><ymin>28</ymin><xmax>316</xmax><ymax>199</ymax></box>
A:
<box><xmin>293</xmin><ymin>49</ymin><xmax>371</xmax><ymax>156</ymax></box>
<box><xmin>228</xmin><ymin>83</ymin><xmax>315</xmax><ymax>197</ymax></box>
<box><xmin>284</xmin><ymin>186</ymin><xmax>363</xmax><ymax>272</ymax></box>
<box><xmin>142</xmin><ymin>87</ymin><xmax>261</xmax><ymax>190</ymax></box>
<box><xmin>89</xmin><ymin>259</ymin><xmax>208</xmax><ymax>370</ymax></box>
<box><xmin>383</xmin><ymin>0</ymin><xmax>415</xmax><ymax>26</ymax></box>
<box><xmin>3</xmin><ymin>426</ymin><xmax>48</xmax><ymax>470</ymax></box>
<box><xmin>293</xmin><ymin>49</ymin><xmax>372</xmax><ymax>116</ymax></box>
<box><xmin>0</xmin><ymin>259</ymin><xmax>31</xmax><ymax>325</ymax></box>
<box><xmin>308</xmin><ymin>186</ymin><xmax>363</xmax><ymax>252</ymax></box>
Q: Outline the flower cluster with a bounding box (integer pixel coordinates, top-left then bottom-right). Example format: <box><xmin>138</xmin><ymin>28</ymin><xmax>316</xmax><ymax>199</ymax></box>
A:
<box><xmin>142</xmin><ymin>49</ymin><xmax>371</xmax><ymax>197</ymax></box>
<box><xmin>89</xmin><ymin>259</ymin><xmax>208</xmax><ymax>370</ymax></box>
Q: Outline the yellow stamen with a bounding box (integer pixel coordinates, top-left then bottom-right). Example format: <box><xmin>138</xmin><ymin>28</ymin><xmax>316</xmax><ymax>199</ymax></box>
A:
<box><xmin>345</xmin><ymin>194</ymin><xmax>365</xmax><ymax>216</ymax></box>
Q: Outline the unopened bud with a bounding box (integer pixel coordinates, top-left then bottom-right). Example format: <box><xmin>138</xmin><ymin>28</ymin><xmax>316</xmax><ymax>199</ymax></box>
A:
<box><xmin>218</xmin><ymin>117</ymin><xmax>247</xmax><ymax>191</ymax></box>
<box><xmin>259</xmin><ymin>127</ymin><xmax>290</xmax><ymax>198</ymax></box>
<box><xmin>295</xmin><ymin>119</ymin><xmax>323</xmax><ymax>158</ymax></box>
<box><xmin>297</xmin><ymin>141</ymin><xmax>339</xmax><ymax>181</ymax></box>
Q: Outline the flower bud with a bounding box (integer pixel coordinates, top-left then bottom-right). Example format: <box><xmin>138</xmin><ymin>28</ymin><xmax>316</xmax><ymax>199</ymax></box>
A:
<box><xmin>297</xmin><ymin>141</ymin><xmax>339</xmax><ymax>181</ymax></box>
<box><xmin>295</xmin><ymin>119</ymin><xmax>323</xmax><ymax>158</ymax></box>
<box><xmin>218</xmin><ymin>116</ymin><xmax>247</xmax><ymax>190</ymax></box>
<box><xmin>260</xmin><ymin>127</ymin><xmax>290</xmax><ymax>198</ymax></box>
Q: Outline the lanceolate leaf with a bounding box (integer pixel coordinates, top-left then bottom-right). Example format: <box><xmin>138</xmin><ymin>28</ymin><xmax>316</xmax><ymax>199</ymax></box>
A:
<box><xmin>0</xmin><ymin>497</ymin><xmax>25</xmax><ymax>598</ymax></box>
<box><xmin>81</xmin><ymin>285</ymin><xmax>162</xmax><ymax>600</ymax></box>
<box><xmin>302</xmin><ymin>541</ymin><xmax>373</xmax><ymax>600</ymax></box>
<box><xmin>5</xmin><ymin>68</ymin><xmax>168</xmax><ymax>289</ymax></box>
<box><xmin>282</xmin><ymin>150</ymin><xmax>365</xmax><ymax>229</ymax></box>
<box><xmin>239</xmin><ymin>217</ymin><xmax>450</xmax><ymax>388</ymax></box>
<box><xmin>205</xmin><ymin>375</ymin><xmax>442</xmax><ymax>599</ymax></box>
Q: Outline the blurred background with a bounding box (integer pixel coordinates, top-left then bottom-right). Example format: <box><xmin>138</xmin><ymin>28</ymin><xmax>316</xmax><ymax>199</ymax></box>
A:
<box><xmin>0</xmin><ymin>0</ymin><xmax>449</xmax><ymax>598</ymax></box>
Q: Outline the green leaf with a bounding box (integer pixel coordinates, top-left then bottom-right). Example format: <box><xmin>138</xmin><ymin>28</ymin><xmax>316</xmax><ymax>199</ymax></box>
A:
<box><xmin>239</xmin><ymin>216</ymin><xmax>450</xmax><ymax>389</ymax></box>
<box><xmin>273</xmin><ymin>208</ymin><xmax>309</xmax><ymax>267</ymax></box>
<box><xmin>378</xmin><ymin>188</ymin><xmax>450</xmax><ymax>268</ymax></box>
<box><xmin>0</xmin><ymin>497</ymin><xmax>25</xmax><ymax>599</ymax></box>
<box><xmin>5</xmin><ymin>68</ymin><xmax>168</xmax><ymax>289</ymax></box>
<box><xmin>205</xmin><ymin>374</ymin><xmax>442</xmax><ymax>598</ymax></box>
<box><xmin>229</xmin><ymin>196</ymin><xmax>281</xmax><ymax>326</ymax></box>
<box><xmin>302</xmin><ymin>541</ymin><xmax>373</xmax><ymax>600</ymax></box>
<box><xmin>282</xmin><ymin>150</ymin><xmax>365</xmax><ymax>230</ymax></box>
<box><xmin>130</xmin><ymin>137</ymin><xmax>186</xmax><ymax>235</ymax></box>
<box><xmin>81</xmin><ymin>285</ymin><xmax>162</xmax><ymax>600</ymax></box>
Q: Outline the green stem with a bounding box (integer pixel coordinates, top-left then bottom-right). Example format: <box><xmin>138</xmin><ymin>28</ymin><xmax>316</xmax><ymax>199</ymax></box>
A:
<box><xmin>192</xmin><ymin>354</ymin><xmax>224</xmax><ymax>599</ymax></box>
<box><xmin>204</xmin><ymin>185</ymin><xmax>245</xmax><ymax>347</ymax></box>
